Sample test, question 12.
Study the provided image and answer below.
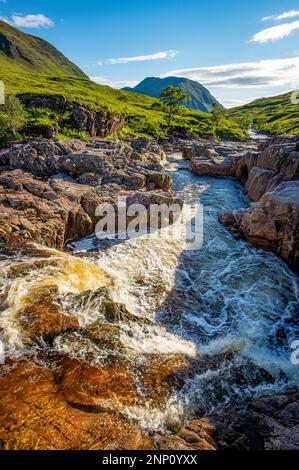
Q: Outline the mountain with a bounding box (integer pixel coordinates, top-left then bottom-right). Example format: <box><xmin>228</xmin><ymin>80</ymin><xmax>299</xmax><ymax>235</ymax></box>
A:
<box><xmin>0</xmin><ymin>20</ymin><xmax>87</xmax><ymax>78</ymax></box>
<box><xmin>123</xmin><ymin>76</ymin><xmax>222</xmax><ymax>112</ymax></box>
<box><xmin>226</xmin><ymin>91</ymin><xmax>299</xmax><ymax>135</ymax></box>
<box><xmin>0</xmin><ymin>20</ymin><xmax>245</xmax><ymax>141</ymax></box>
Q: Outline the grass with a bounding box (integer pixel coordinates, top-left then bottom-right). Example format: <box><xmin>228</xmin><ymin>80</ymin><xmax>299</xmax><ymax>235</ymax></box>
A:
<box><xmin>226</xmin><ymin>91</ymin><xmax>299</xmax><ymax>135</ymax></box>
<box><xmin>0</xmin><ymin>20</ymin><xmax>86</xmax><ymax>78</ymax></box>
<box><xmin>0</xmin><ymin>19</ymin><xmax>246</xmax><ymax>141</ymax></box>
<box><xmin>0</xmin><ymin>69</ymin><xmax>247</xmax><ymax>140</ymax></box>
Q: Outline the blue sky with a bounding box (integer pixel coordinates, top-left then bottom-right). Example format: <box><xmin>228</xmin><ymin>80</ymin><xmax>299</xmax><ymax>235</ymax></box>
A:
<box><xmin>1</xmin><ymin>0</ymin><xmax>299</xmax><ymax>107</ymax></box>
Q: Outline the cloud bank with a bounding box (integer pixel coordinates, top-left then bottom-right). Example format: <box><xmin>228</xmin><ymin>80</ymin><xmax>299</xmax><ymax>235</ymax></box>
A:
<box><xmin>162</xmin><ymin>57</ymin><xmax>299</xmax><ymax>88</ymax></box>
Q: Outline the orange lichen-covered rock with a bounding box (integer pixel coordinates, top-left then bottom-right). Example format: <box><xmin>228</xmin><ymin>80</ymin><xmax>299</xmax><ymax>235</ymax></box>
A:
<box><xmin>0</xmin><ymin>360</ymin><xmax>153</xmax><ymax>450</ymax></box>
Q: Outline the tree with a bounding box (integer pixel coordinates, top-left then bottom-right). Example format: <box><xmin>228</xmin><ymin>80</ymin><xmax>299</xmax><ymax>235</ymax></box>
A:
<box><xmin>0</xmin><ymin>95</ymin><xmax>27</xmax><ymax>141</ymax></box>
<box><xmin>210</xmin><ymin>103</ymin><xmax>224</xmax><ymax>138</ymax></box>
<box><xmin>160</xmin><ymin>86</ymin><xmax>190</xmax><ymax>129</ymax></box>
<box><xmin>232</xmin><ymin>113</ymin><xmax>253</xmax><ymax>132</ymax></box>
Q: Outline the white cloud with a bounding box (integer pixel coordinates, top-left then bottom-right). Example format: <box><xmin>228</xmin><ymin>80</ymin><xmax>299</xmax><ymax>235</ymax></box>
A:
<box><xmin>1</xmin><ymin>14</ymin><xmax>54</xmax><ymax>29</ymax></box>
<box><xmin>220</xmin><ymin>98</ymin><xmax>258</xmax><ymax>108</ymax></box>
<box><xmin>105</xmin><ymin>50</ymin><xmax>178</xmax><ymax>65</ymax></box>
<box><xmin>90</xmin><ymin>76</ymin><xmax>138</xmax><ymax>89</ymax></box>
<box><xmin>263</xmin><ymin>9</ymin><xmax>299</xmax><ymax>21</ymax></box>
<box><xmin>251</xmin><ymin>20</ymin><xmax>299</xmax><ymax>42</ymax></box>
<box><xmin>162</xmin><ymin>57</ymin><xmax>299</xmax><ymax>89</ymax></box>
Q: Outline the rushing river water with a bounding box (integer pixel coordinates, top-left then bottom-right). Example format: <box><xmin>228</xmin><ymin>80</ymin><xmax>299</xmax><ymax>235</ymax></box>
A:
<box><xmin>1</xmin><ymin>152</ymin><xmax>298</xmax><ymax>432</ymax></box>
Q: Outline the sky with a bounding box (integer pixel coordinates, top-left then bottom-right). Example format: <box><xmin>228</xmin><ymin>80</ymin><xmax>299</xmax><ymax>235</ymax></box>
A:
<box><xmin>1</xmin><ymin>0</ymin><xmax>299</xmax><ymax>107</ymax></box>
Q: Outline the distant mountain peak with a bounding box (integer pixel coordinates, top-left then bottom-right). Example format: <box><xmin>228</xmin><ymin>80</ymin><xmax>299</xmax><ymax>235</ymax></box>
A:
<box><xmin>123</xmin><ymin>76</ymin><xmax>222</xmax><ymax>112</ymax></box>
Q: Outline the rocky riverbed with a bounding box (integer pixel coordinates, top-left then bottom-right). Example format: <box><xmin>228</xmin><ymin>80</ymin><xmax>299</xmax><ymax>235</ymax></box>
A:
<box><xmin>0</xmin><ymin>135</ymin><xmax>298</xmax><ymax>450</ymax></box>
<box><xmin>184</xmin><ymin>136</ymin><xmax>299</xmax><ymax>273</ymax></box>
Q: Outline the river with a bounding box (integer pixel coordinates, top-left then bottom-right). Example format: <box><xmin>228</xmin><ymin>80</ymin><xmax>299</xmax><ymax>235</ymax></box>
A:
<box><xmin>1</xmin><ymin>151</ymin><xmax>298</xmax><ymax>432</ymax></box>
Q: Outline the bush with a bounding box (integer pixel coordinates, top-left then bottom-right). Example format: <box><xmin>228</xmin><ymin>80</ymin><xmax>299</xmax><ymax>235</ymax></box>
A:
<box><xmin>0</xmin><ymin>94</ymin><xmax>27</xmax><ymax>143</ymax></box>
<box><xmin>126</xmin><ymin>115</ymin><xmax>166</xmax><ymax>139</ymax></box>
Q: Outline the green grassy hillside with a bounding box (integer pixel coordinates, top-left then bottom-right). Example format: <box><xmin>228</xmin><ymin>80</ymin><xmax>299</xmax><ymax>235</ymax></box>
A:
<box><xmin>0</xmin><ymin>20</ymin><xmax>246</xmax><ymax>141</ymax></box>
<box><xmin>226</xmin><ymin>91</ymin><xmax>299</xmax><ymax>135</ymax></box>
<box><xmin>1</xmin><ymin>68</ymin><xmax>246</xmax><ymax>140</ymax></box>
<box><xmin>0</xmin><ymin>20</ymin><xmax>87</xmax><ymax>78</ymax></box>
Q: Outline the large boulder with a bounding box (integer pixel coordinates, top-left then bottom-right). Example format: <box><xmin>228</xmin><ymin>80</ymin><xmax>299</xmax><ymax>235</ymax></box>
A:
<box><xmin>129</xmin><ymin>137</ymin><xmax>166</xmax><ymax>164</ymax></box>
<box><xmin>0</xmin><ymin>170</ymin><xmax>94</xmax><ymax>248</ymax></box>
<box><xmin>220</xmin><ymin>180</ymin><xmax>299</xmax><ymax>272</ymax></box>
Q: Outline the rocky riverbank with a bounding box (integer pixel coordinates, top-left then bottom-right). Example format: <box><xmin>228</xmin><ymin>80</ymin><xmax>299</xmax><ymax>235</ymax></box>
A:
<box><xmin>0</xmin><ymin>138</ymin><xmax>178</xmax><ymax>249</ymax></box>
<box><xmin>184</xmin><ymin>137</ymin><xmax>299</xmax><ymax>272</ymax></box>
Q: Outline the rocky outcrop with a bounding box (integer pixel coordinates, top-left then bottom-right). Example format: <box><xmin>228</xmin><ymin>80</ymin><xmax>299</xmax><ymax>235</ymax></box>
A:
<box><xmin>220</xmin><ymin>180</ymin><xmax>299</xmax><ymax>272</ymax></box>
<box><xmin>186</xmin><ymin>140</ymin><xmax>257</xmax><ymax>176</ymax></box>
<box><xmin>156</xmin><ymin>390</ymin><xmax>299</xmax><ymax>450</ymax></box>
<box><xmin>0</xmin><ymin>139</ymin><xmax>179</xmax><ymax>248</ymax></box>
<box><xmin>0</xmin><ymin>360</ymin><xmax>153</xmax><ymax>450</ymax></box>
<box><xmin>186</xmin><ymin>137</ymin><xmax>299</xmax><ymax>272</ymax></box>
<box><xmin>18</xmin><ymin>94</ymin><xmax>125</xmax><ymax>138</ymax></box>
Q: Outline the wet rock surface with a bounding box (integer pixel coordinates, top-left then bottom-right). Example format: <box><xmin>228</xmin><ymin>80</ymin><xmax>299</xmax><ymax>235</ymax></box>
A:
<box><xmin>0</xmin><ymin>360</ymin><xmax>153</xmax><ymax>450</ymax></box>
<box><xmin>159</xmin><ymin>390</ymin><xmax>299</xmax><ymax>450</ymax></box>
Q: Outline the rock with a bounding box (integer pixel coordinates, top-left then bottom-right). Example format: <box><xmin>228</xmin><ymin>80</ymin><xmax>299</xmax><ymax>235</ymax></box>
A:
<box><xmin>231</xmin><ymin>181</ymin><xmax>299</xmax><ymax>272</ymax></box>
<box><xmin>0</xmin><ymin>360</ymin><xmax>153</xmax><ymax>450</ymax></box>
<box><xmin>155</xmin><ymin>418</ymin><xmax>219</xmax><ymax>450</ymax></box>
<box><xmin>84</xmin><ymin>321</ymin><xmax>124</xmax><ymax>350</ymax></box>
<box><xmin>59</xmin><ymin>357</ymin><xmax>140</xmax><ymax>409</ymax></box>
<box><xmin>159</xmin><ymin>390</ymin><xmax>299</xmax><ymax>451</ymax></box>
<box><xmin>245</xmin><ymin>167</ymin><xmax>282</xmax><ymax>202</ymax></box>
<box><xmin>18</xmin><ymin>94</ymin><xmax>68</xmax><ymax>113</ymax></box>
<box><xmin>185</xmin><ymin>136</ymin><xmax>299</xmax><ymax>273</ymax></box>
<box><xmin>0</xmin><ymin>138</ymin><xmax>180</xmax><ymax>248</ymax></box>
<box><xmin>6</xmin><ymin>140</ymin><xmax>86</xmax><ymax>177</ymax></box>
<box><xmin>18</xmin><ymin>94</ymin><xmax>126</xmax><ymax>138</ymax></box>
<box><xmin>0</xmin><ymin>170</ymin><xmax>94</xmax><ymax>249</ymax></box>
<box><xmin>19</xmin><ymin>286</ymin><xmax>79</xmax><ymax>342</ymax></box>
<box><xmin>24</xmin><ymin>124</ymin><xmax>56</xmax><ymax>139</ymax></box>
<box><xmin>188</xmin><ymin>141</ymin><xmax>252</xmax><ymax>177</ymax></box>
<box><xmin>70</xmin><ymin>104</ymin><xmax>125</xmax><ymax>138</ymax></box>
<box><xmin>130</xmin><ymin>137</ymin><xmax>166</xmax><ymax>164</ymax></box>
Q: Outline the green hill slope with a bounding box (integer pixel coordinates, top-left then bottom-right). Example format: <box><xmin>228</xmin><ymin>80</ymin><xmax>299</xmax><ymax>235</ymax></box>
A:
<box><xmin>226</xmin><ymin>92</ymin><xmax>299</xmax><ymax>135</ymax></box>
<box><xmin>0</xmin><ymin>20</ymin><xmax>87</xmax><ymax>78</ymax></box>
<box><xmin>123</xmin><ymin>76</ymin><xmax>222</xmax><ymax>112</ymax></box>
<box><xmin>0</xmin><ymin>20</ymin><xmax>246</xmax><ymax>141</ymax></box>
